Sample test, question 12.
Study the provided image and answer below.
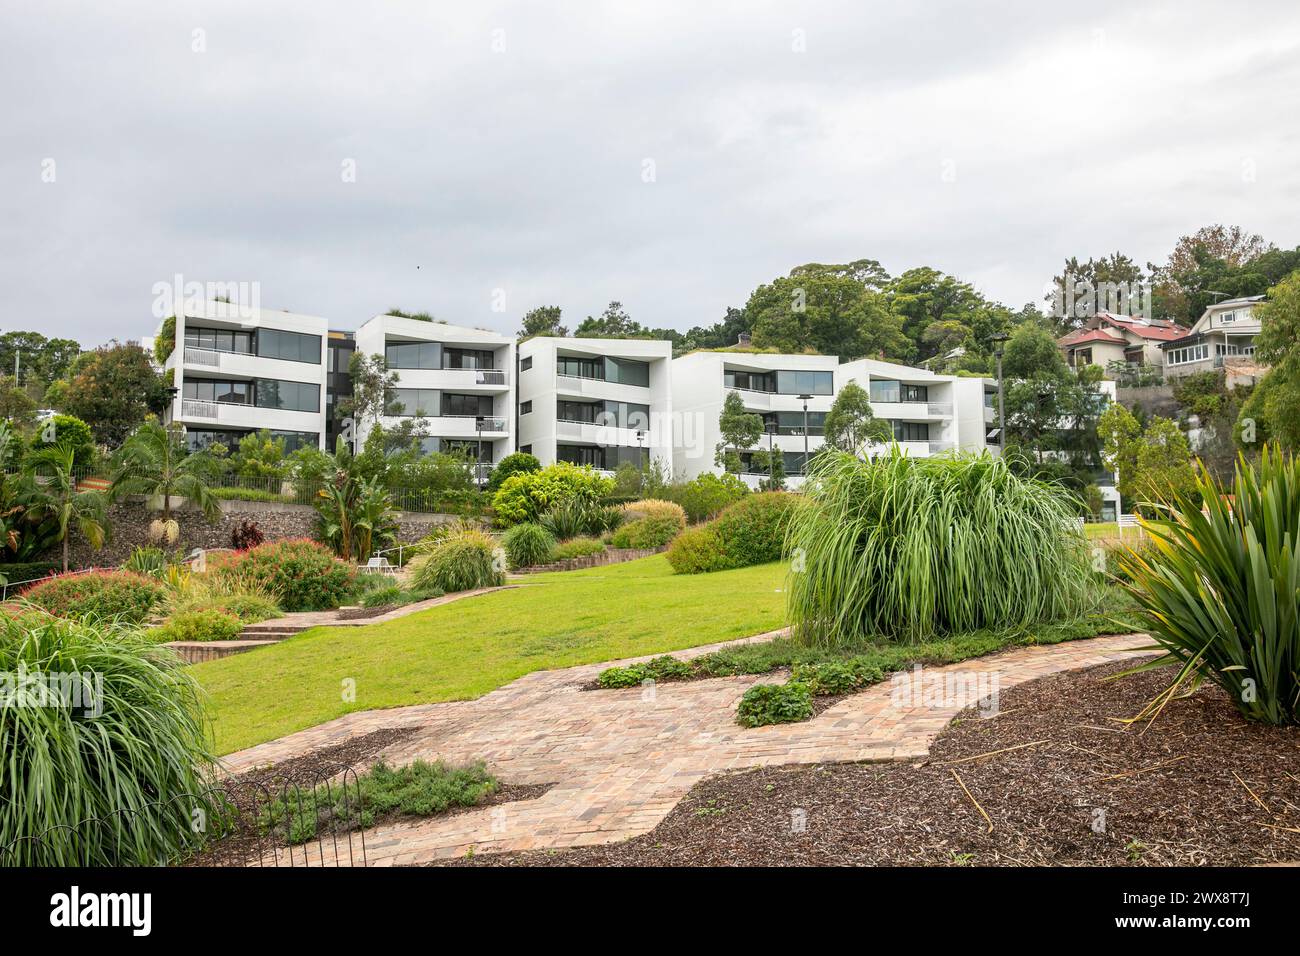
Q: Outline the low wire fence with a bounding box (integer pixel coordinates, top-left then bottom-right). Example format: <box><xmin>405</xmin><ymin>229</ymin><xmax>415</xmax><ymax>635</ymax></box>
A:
<box><xmin>0</xmin><ymin>763</ymin><xmax>369</xmax><ymax>868</ymax></box>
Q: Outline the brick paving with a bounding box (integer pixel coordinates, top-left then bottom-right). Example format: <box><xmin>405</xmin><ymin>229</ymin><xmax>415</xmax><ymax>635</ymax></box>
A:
<box><xmin>223</xmin><ymin>630</ymin><xmax>1153</xmax><ymax>865</ymax></box>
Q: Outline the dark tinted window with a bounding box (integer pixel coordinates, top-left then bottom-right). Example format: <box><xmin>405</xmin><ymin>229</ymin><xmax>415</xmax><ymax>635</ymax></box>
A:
<box><xmin>257</xmin><ymin>328</ymin><xmax>322</xmax><ymax>364</ymax></box>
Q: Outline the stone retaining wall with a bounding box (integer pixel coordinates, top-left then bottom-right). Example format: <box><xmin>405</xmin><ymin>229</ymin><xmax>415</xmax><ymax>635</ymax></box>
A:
<box><xmin>57</xmin><ymin>500</ymin><xmax>478</xmax><ymax>569</ymax></box>
<box><xmin>516</xmin><ymin>546</ymin><xmax>665</xmax><ymax>574</ymax></box>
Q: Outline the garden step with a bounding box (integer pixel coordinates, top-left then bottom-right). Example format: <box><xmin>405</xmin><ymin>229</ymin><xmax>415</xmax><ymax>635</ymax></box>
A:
<box><xmin>164</xmin><ymin>640</ymin><xmax>280</xmax><ymax>664</ymax></box>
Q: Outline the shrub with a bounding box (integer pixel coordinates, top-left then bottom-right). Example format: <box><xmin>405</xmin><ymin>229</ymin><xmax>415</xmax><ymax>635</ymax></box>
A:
<box><xmin>666</xmin><ymin>492</ymin><xmax>801</xmax><ymax>574</ymax></box>
<box><xmin>675</xmin><ymin>472</ymin><xmax>748</xmax><ymax>523</ymax></box>
<box><xmin>735</xmin><ymin>682</ymin><xmax>814</xmax><ymax>727</ymax></box>
<box><xmin>166</xmin><ymin>570</ymin><xmax>283</xmax><ymax>624</ymax></box>
<box><xmin>360</xmin><ymin>584</ymin><xmax>404</xmax><ymax>608</ymax></box>
<box><xmin>787</xmin><ymin>449</ymin><xmax>1096</xmax><ymax>647</ymax></box>
<box><xmin>408</xmin><ymin>528</ymin><xmax>505</xmax><ymax>593</ymax></box>
<box><xmin>609</xmin><ymin>513</ymin><xmax>685</xmax><ymax>549</ymax></box>
<box><xmin>151</xmin><ymin>608</ymin><xmax>243</xmax><ymax>643</ymax></box>
<box><xmin>538</xmin><ymin>500</ymin><xmax>590</xmax><ymax>540</ymax></box>
<box><xmin>492</xmin><ymin>462</ymin><xmax>614</xmax><ymax>526</ymax></box>
<box><xmin>261</xmin><ymin>760</ymin><xmax>497</xmax><ymax>845</ymax></box>
<box><xmin>122</xmin><ymin>546</ymin><xmax>169</xmax><ymax>577</ymax></box>
<box><xmin>18</xmin><ymin>570</ymin><xmax>167</xmax><ymax>625</ymax></box>
<box><xmin>549</xmin><ymin>536</ymin><xmax>605</xmax><ymax>561</ymax></box>
<box><xmin>230</xmin><ymin>520</ymin><xmax>265</xmax><ymax>550</ymax></box>
<box><xmin>597</xmin><ymin>654</ymin><xmax>692</xmax><ymax>688</ymax></box>
<box><xmin>664</xmin><ymin>524</ymin><xmax>730</xmax><ymax>574</ymax></box>
<box><xmin>216</xmin><ymin>539</ymin><xmax>356</xmax><ymax>612</ymax></box>
<box><xmin>790</xmin><ymin>660</ymin><xmax>880</xmax><ymax>695</ymax></box>
<box><xmin>501</xmin><ymin>523</ymin><xmax>556</xmax><ymax>569</ymax></box>
<box><xmin>0</xmin><ymin>613</ymin><xmax>220</xmax><ymax>865</ymax></box>
<box><xmin>486</xmin><ymin>452</ymin><xmax>541</xmax><ymax>493</ymax></box>
<box><xmin>1120</xmin><ymin>446</ymin><xmax>1300</xmax><ymax>725</ymax></box>
<box><xmin>622</xmin><ymin>498</ymin><xmax>687</xmax><ymax>524</ymax></box>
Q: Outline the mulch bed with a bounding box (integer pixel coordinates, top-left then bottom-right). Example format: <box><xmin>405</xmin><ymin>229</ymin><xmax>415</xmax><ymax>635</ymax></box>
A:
<box><xmin>188</xmin><ymin>727</ymin><xmax>552</xmax><ymax>866</ymax></box>
<box><xmin>441</xmin><ymin>658</ymin><xmax>1300</xmax><ymax>866</ymax></box>
<box><xmin>187</xmin><ymin>726</ymin><xmax>420</xmax><ymax>867</ymax></box>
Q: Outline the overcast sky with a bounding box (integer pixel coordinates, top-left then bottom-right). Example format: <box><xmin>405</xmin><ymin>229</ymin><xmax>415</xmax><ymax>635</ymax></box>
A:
<box><xmin>2</xmin><ymin>1</ymin><xmax>1299</xmax><ymax>347</ymax></box>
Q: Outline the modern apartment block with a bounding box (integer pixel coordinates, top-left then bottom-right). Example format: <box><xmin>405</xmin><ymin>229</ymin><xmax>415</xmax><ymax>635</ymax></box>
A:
<box><xmin>516</xmin><ymin>337</ymin><xmax>673</xmax><ymax>472</ymax></box>
<box><xmin>835</xmin><ymin>359</ymin><xmax>996</xmax><ymax>456</ymax></box>
<box><xmin>159</xmin><ymin>301</ymin><xmax>332</xmax><ymax>452</ymax></box>
<box><xmin>1160</xmin><ymin>295</ymin><xmax>1267</xmax><ymax>386</ymax></box>
<box><xmin>352</xmin><ymin>313</ymin><xmax>514</xmax><ymax>476</ymax></box>
<box><xmin>670</xmin><ymin>351</ymin><xmax>998</xmax><ymax>489</ymax></box>
<box><xmin>670</xmin><ymin>352</ymin><xmax>840</xmax><ymax>488</ymax></box>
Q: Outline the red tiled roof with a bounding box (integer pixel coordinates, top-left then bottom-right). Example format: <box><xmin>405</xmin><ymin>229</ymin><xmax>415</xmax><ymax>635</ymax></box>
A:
<box><xmin>1095</xmin><ymin>313</ymin><xmax>1189</xmax><ymax>341</ymax></box>
<box><xmin>1058</xmin><ymin>328</ymin><xmax>1127</xmax><ymax>346</ymax></box>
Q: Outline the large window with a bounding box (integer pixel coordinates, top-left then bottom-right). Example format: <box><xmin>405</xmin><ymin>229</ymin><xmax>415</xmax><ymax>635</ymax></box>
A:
<box><xmin>556</xmin><ymin>399</ymin><xmax>649</xmax><ymax>428</ymax></box>
<box><xmin>443</xmin><ymin>347</ymin><xmax>495</xmax><ymax>370</ymax></box>
<box><xmin>775</xmin><ymin>369</ymin><xmax>834</xmax><ymax>396</ymax></box>
<box><xmin>385</xmin><ymin>341</ymin><xmax>442</xmax><ymax>369</ymax></box>
<box><xmin>183</xmin><ymin>379</ymin><xmax>251</xmax><ymax>404</ymax></box>
<box><xmin>869</xmin><ymin>380</ymin><xmax>928</xmax><ymax>403</ymax></box>
<box><xmin>724</xmin><ymin>369</ymin><xmax>775</xmax><ymax>392</ymax></box>
<box><xmin>555</xmin><ymin>355</ymin><xmax>649</xmax><ymax>386</ymax></box>
<box><xmin>1167</xmin><ymin>344</ymin><xmax>1210</xmax><ymax>366</ymax></box>
<box><xmin>254</xmin><ymin>378</ymin><xmax>320</xmax><ymax>413</ymax></box>
<box><xmin>556</xmin><ymin>444</ymin><xmax>647</xmax><ymax>469</ymax></box>
<box><xmin>763</xmin><ymin>411</ymin><xmax>826</xmax><ymax>436</ymax></box>
<box><xmin>386</xmin><ymin>388</ymin><xmax>438</xmax><ymax>417</ymax></box>
<box><xmin>441</xmin><ymin>393</ymin><xmax>494</xmax><ymax>417</ymax></box>
<box><xmin>257</xmin><ymin>328</ymin><xmax>321</xmax><ymax>364</ymax></box>
<box><xmin>604</xmin><ymin>357</ymin><xmax>649</xmax><ymax>387</ymax></box>
<box><xmin>557</xmin><ymin>355</ymin><xmax>604</xmax><ymax>379</ymax></box>
<box><xmin>891</xmin><ymin>421</ymin><xmax>930</xmax><ymax>442</ymax></box>
<box><xmin>184</xmin><ymin>327</ymin><xmax>253</xmax><ymax>353</ymax></box>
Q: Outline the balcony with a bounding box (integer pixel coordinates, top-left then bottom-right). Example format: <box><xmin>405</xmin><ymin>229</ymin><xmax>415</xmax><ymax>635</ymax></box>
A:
<box><xmin>555</xmin><ymin>373</ymin><xmax>650</xmax><ymax>402</ymax></box>
<box><xmin>870</xmin><ymin>401</ymin><xmax>953</xmax><ymax>420</ymax></box>
<box><xmin>379</xmin><ymin>414</ymin><xmax>508</xmax><ymax>438</ymax></box>
<box><xmin>555</xmin><ymin>419</ymin><xmax>649</xmax><ymax>448</ymax></box>
<box><xmin>177</xmin><ymin>399</ymin><xmax>321</xmax><ymax>432</ymax></box>
<box><xmin>393</xmin><ymin>367</ymin><xmax>510</xmax><ymax>391</ymax></box>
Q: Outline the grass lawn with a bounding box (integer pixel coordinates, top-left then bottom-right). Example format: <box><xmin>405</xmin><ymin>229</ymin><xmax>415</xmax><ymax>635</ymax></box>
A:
<box><xmin>197</xmin><ymin>555</ymin><xmax>789</xmax><ymax>755</ymax></box>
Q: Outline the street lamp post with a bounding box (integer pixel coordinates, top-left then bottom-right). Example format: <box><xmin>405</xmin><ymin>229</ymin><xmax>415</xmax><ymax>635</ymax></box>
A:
<box><xmin>475</xmin><ymin>416</ymin><xmax>485</xmax><ymax>489</ymax></box>
<box><xmin>990</xmin><ymin>334</ymin><xmax>1009</xmax><ymax>451</ymax></box>
<box><xmin>797</xmin><ymin>394</ymin><xmax>812</xmax><ymax>478</ymax></box>
<box><xmin>765</xmin><ymin>420</ymin><xmax>777</xmax><ymax>485</ymax></box>
<box><xmin>636</xmin><ymin>429</ymin><xmax>645</xmax><ymax>470</ymax></box>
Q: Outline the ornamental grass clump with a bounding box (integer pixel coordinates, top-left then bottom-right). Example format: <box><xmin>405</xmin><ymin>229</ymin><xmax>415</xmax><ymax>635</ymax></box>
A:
<box><xmin>1119</xmin><ymin>446</ymin><xmax>1300</xmax><ymax>726</ymax></box>
<box><xmin>787</xmin><ymin>449</ymin><xmax>1095</xmax><ymax>647</ymax></box>
<box><xmin>0</xmin><ymin>613</ymin><xmax>221</xmax><ymax>866</ymax></box>
<box><xmin>408</xmin><ymin>527</ymin><xmax>506</xmax><ymax>593</ymax></box>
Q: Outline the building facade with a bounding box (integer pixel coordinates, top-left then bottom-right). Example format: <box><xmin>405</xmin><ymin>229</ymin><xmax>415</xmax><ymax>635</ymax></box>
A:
<box><xmin>159</xmin><ymin>301</ymin><xmax>332</xmax><ymax>452</ymax></box>
<box><xmin>352</xmin><ymin>314</ymin><xmax>515</xmax><ymax>478</ymax></box>
<box><xmin>516</xmin><ymin>337</ymin><xmax>673</xmax><ymax>473</ymax></box>
<box><xmin>671</xmin><ymin>352</ymin><xmax>833</xmax><ymax>489</ymax></box>
<box><xmin>1057</xmin><ymin>312</ymin><xmax>1188</xmax><ymax>378</ymax></box>
<box><xmin>1159</xmin><ymin>296</ymin><xmax>1267</xmax><ymax>386</ymax></box>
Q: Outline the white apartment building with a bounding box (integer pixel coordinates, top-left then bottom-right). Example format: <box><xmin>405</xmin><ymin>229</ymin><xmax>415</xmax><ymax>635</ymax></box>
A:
<box><xmin>159</xmin><ymin>301</ymin><xmax>331</xmax><ymax>452</ymax></box>
<box><xmin>353</xmin><ymin>314</ymin><xmax>514</xmax><ymax>476</ymax></box>
<box><xmin>671</xmin><ymin>352</ymin><xmax>840</xmax><ymax>489</ymax></box>
<box><xmin>835</xmin><ymin>359</ymin><xmax>996</xmax><ymax>457</ymax></box>
<box><xmin>516</xmin><ymin>337</ymin><xmax>672</xmax><ymax>473</ymax></box>
<box><xmin>671</xmin><ymin>351</ymin><xmax>998</xmax><ymax>489</ymax></box>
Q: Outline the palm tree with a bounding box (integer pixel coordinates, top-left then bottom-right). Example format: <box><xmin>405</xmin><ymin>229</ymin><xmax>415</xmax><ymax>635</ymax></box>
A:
<box><xmin>110</xmin><ymin>421</ymin><xmax>221</xmax><ymax>545</ymax></box>
<box><xmin>21</xmin><ymin>442</ymin><xmax>108</xmax><ymax>572</ymax></box>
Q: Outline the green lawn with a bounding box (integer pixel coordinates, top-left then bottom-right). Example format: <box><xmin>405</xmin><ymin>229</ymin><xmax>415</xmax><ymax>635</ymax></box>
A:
<box><xmin>197</xmin><ymin>555</ymin><xmax>789</xmax><ymax>755</ymax></box>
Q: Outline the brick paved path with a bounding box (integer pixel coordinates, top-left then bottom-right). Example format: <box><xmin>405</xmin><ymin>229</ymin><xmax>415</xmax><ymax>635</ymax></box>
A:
<box><xmin>223</xmin><ymin>631</ymin><xmax>1153</xmax><ymax>865</ymax></box>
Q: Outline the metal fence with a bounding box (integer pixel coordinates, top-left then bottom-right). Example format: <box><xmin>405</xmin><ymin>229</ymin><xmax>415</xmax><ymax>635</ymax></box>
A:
<box><xmin>0</xmin><ymin>764</ymin><xmax>368</xmax><ymax>868</ymax></box>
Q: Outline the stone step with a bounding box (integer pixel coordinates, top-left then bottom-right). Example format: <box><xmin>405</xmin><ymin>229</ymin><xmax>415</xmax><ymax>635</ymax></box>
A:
<box><xmin>164</xmin><ymin>640</ymin><xmax>280</xmax><ymax>664</ymax></box>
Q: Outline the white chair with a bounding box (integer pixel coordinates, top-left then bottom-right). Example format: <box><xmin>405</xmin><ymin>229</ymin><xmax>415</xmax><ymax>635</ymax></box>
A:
<box><xmin>364</xmin><ymin>555</ymin><xmax>398</xmax><ymax>575</ymax></box>
<box><xmin>1117</xmin><ymin>514</ymin><xmax>1139</xmax><ymax>539</ymax></box>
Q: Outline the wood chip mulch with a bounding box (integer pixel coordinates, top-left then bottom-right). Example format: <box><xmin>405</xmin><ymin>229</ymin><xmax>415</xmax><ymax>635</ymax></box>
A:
<box><xmin>440</xmin><ymin>658</ymin><xmax>1300</xmax><ymax>866</ymax></box>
